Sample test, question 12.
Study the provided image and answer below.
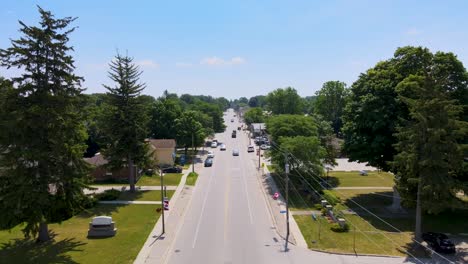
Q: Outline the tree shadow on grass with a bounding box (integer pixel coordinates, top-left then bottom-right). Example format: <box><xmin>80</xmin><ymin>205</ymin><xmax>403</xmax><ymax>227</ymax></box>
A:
<box><xmin>0</xmin><ymin>231</ymin><xmax>85</xmax><ymax>264</ymax></box>
<box><xmin>76</xmin><ymin>204</ymin><xmax>128</xmax><ymax>219</ymax></box>
<box><xmin>326</xmin><ymin>176</ymin><xmax>340</xmax><ymax>188</ymax></box>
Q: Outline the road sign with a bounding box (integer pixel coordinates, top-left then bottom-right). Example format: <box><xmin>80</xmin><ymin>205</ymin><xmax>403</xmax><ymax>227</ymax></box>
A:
<box><xmin>280</xmin><ymin>210</ymin><xmax>287</xmax><ymax>214</ymax></box>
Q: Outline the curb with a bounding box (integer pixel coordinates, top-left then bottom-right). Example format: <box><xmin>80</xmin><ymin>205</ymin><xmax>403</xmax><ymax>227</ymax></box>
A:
<box><xmin>307</xmin><ymin>248</ymin><xmax>408</xmax><ymax>259</ymax></box>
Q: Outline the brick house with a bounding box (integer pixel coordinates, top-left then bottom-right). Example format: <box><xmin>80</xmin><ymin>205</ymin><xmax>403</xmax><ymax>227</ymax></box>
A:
<box><xmin>84</xmin><ymin>153</ymin><xmax>133</xmax><ymax>182</ymax></box>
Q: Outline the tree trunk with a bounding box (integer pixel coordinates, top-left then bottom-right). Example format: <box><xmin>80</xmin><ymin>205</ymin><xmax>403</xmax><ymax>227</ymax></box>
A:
<box><xmin>184</xmin><ymin>147</ymin><xmax>188</xmax><ymax>158</ymax></box>
<box><xmin>415</xmin><ymin>177</ymin><xmax>422</xmax><ymax>242</ymax></box>
<box><xmin>128</xmin><ymin>158</ymin><xmax>136</xmax><ymax>192</ymax></box>
<box><xmin>37</xmin><ymin>222</ymin><xmax>50</xmax><ymax>242</ymax></box>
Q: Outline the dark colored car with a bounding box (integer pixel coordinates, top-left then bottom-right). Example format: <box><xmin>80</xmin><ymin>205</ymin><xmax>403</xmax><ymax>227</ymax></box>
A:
<box><xmin>161</xmin><ymin>166</ymin><xmax>183</xmax><ymax>173</ymax></box>
<box><xmin>422</xmin><ymin>232</ymin><xmax>456</xmax><ymax>254</ymax></box>
<box><xmin>204</xmin><ymin>158</ymin><xmax>213</xmax><ymax>167</ymax></box>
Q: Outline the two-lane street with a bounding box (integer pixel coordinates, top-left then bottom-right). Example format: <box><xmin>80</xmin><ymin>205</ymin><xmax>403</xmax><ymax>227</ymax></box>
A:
<box><xmin>166</xmin><ymin>110</ymin><xmax>291</xmax><ymax>264</ymax></box>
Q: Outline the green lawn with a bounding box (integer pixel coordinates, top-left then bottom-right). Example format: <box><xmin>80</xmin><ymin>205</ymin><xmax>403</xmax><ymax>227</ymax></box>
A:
<box><xmin>328</xmin><ymin>171</ymin><xmax>394</xmax><ymax>187</ymax></box>
<box><xmin>185</xmin><ymin>172</ymin><xmax>199</xmax><ymax>186</ymax></box>
<box><xmin>117</xmin><ymin>190</ymin><xmax>174</xmax><ymax>201</ymax></box>
<box><xmin>294</xmin><ymin>214</ymin><xmax>414</xmax><ymax>256</ymax></box>
<box><xmin>0</xmin><ymin>204</ymin><xmax>159</xmax><ymax>264</ymax></box>
<box><xmin>136</xmin><ymin>173</ymin><xmax>182</xmax><ymax>186</ymax></box>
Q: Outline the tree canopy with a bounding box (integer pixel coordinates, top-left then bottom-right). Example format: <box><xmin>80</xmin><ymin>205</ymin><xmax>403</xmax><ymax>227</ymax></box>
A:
<box><xmin>266</xmin><ymin>87</ymin><xmax>304</xmax><ymax>115</ymax></box>
<box><xmin>0</xmin><ymin>7</ymin><xmax>89</xmax><ymax>242</ymax></box>
<box><xmin>99</xmin><ymin>53</ymin><xmax>150</xmax><ymax>192</ymax></box>
<box><xmin>313</xmin><ymin>81</ymin><xmax>348</xmax><ymax>135</ymax></box>
<box><xmin>243</xmin><ymin>107</ymin><xmax>265</xmax><ymax>125</ymax></box>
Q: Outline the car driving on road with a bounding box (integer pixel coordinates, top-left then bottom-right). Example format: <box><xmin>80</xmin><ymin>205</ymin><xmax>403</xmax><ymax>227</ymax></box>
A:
<box><xmin>204</xmin><ymin>158</ymin><xmax>213</xmax><ymax>167</ymax></box>
<box><xmin>232</xmin><ymin>149</ymin><xmax>239</xmax><ymax>156</ymax></box>
<box><xmin>220</xmin><ymin>144</ymin><xmax>226</xmax><ymax>150</ymax></box>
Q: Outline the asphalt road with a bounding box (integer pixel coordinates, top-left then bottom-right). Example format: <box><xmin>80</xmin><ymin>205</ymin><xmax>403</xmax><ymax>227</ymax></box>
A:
<box><xmin>165</xmin><ymin>109</ymin><xmax>418</xmax><ymax>264</ymax></box>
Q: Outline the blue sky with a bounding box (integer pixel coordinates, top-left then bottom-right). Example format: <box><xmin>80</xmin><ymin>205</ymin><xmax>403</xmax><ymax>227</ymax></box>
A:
<box><xmin>1</xmin><ymin>0</ymin><xmax>468</xmax><ymax>99</ymax></box>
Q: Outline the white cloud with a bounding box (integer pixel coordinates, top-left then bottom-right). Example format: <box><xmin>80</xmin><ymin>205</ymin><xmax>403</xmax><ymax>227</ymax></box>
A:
<box><xmin>405</xmin><ymin>28</ymin><xmax>422</xmax><ymax>36</ymax></box>
<box><xmin>175</xmin><ymin>62</ymin><xmax>193</xmax><ymax>67</ymax></box>
<box><xmin>136</xmin><ymin>59</ymin><xmax>159</xmax><ymax>68</ymax></box>
<box><xmin>200</xmin><ymin>56</ymin><xmax>246</xmax><ymax>66</ymax></box>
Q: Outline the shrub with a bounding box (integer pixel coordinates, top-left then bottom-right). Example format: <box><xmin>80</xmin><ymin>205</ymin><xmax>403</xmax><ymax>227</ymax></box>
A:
<box><xmin>330</xmin><ymin>222</ymin><xmax>350</xmax><ymax>232</ymax></box>
<box><xmin>94</xmin><ymin>189</ymin><xmax>121</xmax><ymax>201</ymax></box>
<box><xmin>313</xmin><ymin>203</ymin><xmax>322</xmax><ymax>210</ymax></box>
<box><xmin>322</xmin><ymin>190</ymin><xmax>340</xmax><ymax>206</ymax></box>
<box><xmin>321</xmin><ymin>208</ymin><xmax>327</xmax><ymax>216</ymax></box>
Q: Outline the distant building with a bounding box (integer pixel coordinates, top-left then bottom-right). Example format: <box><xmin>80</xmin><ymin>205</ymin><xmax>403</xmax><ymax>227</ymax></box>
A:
<box><xmin>147</xmin><ymin>139</ymin><xmax>177</xmax><ymax>167</ymax></box>
<box><xmin>250</xmin><ymin>123</ymin><xmax>266</xmax><ymax>136</ymax></box>
<box><xmin>84</xmin><ymin>153</ymin><xmax>132</xmax><ymax>182</ymax></box>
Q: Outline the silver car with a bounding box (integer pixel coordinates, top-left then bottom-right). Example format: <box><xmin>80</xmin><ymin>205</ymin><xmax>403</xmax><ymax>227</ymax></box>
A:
<box><xmin>232</xmin><ymin>149</ymin><xmax>239</xmax><ymax>156</ymax></box>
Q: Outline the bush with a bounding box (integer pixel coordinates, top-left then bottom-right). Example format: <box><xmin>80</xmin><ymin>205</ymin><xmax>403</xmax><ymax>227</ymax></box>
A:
<box><xmin>313</xmin><ymin>203</ymin><xmax>322</xmax><ymax>210</ymax></box>
<box><xmin>322</xmin><ymin>190</ymin><xmax>340</xmax><ymax>206</ymax></box>
<box><xmin>94</xmin><ymin>189</ymin><xmax>121</xmax><ymax>201</ymax></box>
<box><xmin>321</xmin><ymin>208</ymin><xmax>327</xmax><ymax>216</ymax></box>
<box><xmin>330</xmin><ymin>222</ymin><xmax>350</xmax><ymax>233</ymax></box>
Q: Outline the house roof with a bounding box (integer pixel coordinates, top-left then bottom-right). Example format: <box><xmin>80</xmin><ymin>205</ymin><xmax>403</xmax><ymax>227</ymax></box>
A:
<box><xmin>84</xmin><ymin>153</ymin><xmax>108</xmax><ymax>166</ymax></box>
<box><xmin>148</xmin><ymin>139</ymin><xmax>176</xmax><ymax>149</ymax></box>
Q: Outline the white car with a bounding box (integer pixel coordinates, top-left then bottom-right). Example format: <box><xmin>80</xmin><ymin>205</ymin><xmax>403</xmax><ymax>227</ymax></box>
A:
<box><xmin>211</xmin><ymin>142</ymin><xmax>218</xmax><ymax>148</ymax></box>
<box><xmin>247</xmin><ymin>145</ymin><xmax>255</xmax><ymax>152</ymax></box>
<box><xmin>220</xmin><ymin>144</ymin><xmax>226</xmax><ymax>151</ymax></box>
<box><xmin>232</xmin><ymin>149</ymin><xmax>239</xmax><ymax>156</ymax></box>
<box><xmin>207</xmin><ymin>151</ymin><xmax>215</xmax><ymax>158</ymax></box>
<box><xmin>260</xmin><ymin>144</ymin><xmax>270</xmax><ymax>150</ymax></box>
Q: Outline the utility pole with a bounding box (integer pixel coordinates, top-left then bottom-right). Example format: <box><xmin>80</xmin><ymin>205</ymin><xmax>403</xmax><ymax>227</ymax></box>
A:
<box><xmin>258</xmin><ymin>146</ymin><xmax>261</xmax><ymax>169</ymax></box>
<box><xmin>284</xmin><ymin>154</ymin><xmax>290</xmax><ymax>252</ymax></box>
<box><xmin>353</xmin><ymin>224</ymin><xmax>356</xmax><ymax>254</ymax></box>
<box><xmin>160</xmin><ymin>168</ymin><xmax>165</xmax><ymax>234</ymax></box>
<box><xmin>192</xmin><ymin>131</ymin><xmax>195</xmax><ymax>173</ymax></box>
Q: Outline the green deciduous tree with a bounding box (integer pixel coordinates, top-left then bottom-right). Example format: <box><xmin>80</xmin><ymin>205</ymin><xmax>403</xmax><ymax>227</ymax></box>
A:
<box><xmin>266</xmin><ymin>115</ymin><xmax>318</xmax><ymax>143</ymax></box>
<box><xmin>149</xmin><ymin>98</ymin><xmax>182</xmax><ymax>139</ymax></box>
<box><xmin>174</xmin><ymin>111</ymin><xmax>206</xmax><ymax>156</ymax></box>
<box><xmin>243</xmin><ymin>107</ymin><xmax>265</xmax><ymax>125</ymax></box>
<box><xmin>343</xmin><ymin>46</ymin><xmax>468</xmax><ymax>171</ymax></box>
<box><xmin>100</xmin><ymin>53</ymin><xmax>150</xmax><ymax>192</ymax></box>
<box><xmin>314</xmin><ymin>81</ymin><xmax>348</xmax><ymax>135</ymax></box>
<box><xmin>248</xmin><ymin>95</ymin><xmax>267</xmax><ymax>108</ymax></box>
<box><xmin>392</xmin><ymin>75</ymin><xmax>467</xmax><ymax>241</ymax></box>
<box><xmin>266</xmin><ymin>87</ymin><xmax>304</xmax><ymax>115</ymax></box>
<box><xmin>0</xmin><ymin>7</ymin><xmax>89</xmax><ymax>242</ymax></box>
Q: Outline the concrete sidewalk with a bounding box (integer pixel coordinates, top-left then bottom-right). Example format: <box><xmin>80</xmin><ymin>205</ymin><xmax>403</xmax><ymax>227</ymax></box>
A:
<box><xmin>333</xmin><ymin>186</ymin><xmax>393</xmax><ymax>190</ymax></box>
<box><xmin>99</xmin><ymin>200</ymin><xmax>162</xmax><ymax>205</ymax></box>
<box><xmin>259</xmin><ymin>165</ymin><xmax>309</xmax><ymax>248</ymax></box>
<box><xmin>134</xmin><ymin>158</ymin><xmax>205</xmax><ymax>264</ymax></box>
<box><xmin>85</xmin><ymin>185</ymin><xmax>178</xmax><ymax>195</ymax></box>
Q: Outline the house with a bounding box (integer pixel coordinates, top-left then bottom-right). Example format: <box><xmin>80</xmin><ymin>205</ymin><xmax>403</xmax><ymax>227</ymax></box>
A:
<box><xmin>250</xmin><ymin>123</ymin><xmax>266</xmax><ymax>136</ymax></box>
<box><xmin>147</xmin><ymin>139</ymin><xmax>177</xmax><ymax>167</ymax></box>
<box><xmin>84</xmin><ymin>153</ymin><xmax>132</xmax><ymax>182</ymax></box>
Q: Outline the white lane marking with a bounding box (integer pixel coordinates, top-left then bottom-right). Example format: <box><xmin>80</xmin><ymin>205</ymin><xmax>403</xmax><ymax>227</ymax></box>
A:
<box><xmin>241</xmin><ymin>153</ymin><xmax>254</xmax><ymax>225</ymax></box>
<box><xmin>191</xmin><ymin>165</ymin><xmax>215</xmax><ymax>248</ymax></box>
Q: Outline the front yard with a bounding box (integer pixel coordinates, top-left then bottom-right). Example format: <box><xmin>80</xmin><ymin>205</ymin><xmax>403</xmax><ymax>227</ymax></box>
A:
<box><xmin>136</xmin><ymin>173</ymin><xmax>183</xmax><ymax>186</ymax></box>
<box><xmin>327</xmin><ymin>171</ymin><xmax>394</xmax><ymax>187</ymax></box>
<box><xmin>0</xmin><ymin>204</ymin><xmax>159</xmax><ymax>264</ymax></box>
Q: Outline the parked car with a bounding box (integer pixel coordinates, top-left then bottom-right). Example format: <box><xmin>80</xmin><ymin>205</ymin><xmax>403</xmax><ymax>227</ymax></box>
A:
<box><xmin>207</xmin><ymin>151</ymin><xmax>215</xmax><ymax>158</ymax></box>
<box><xmin>232</xmin><ymin>131</ymin><xmax>236</xmax><ymax>138</ymax></box>
<box><xmin>232</xmin><ymin>149</ymin><xmax>239</xmax><ymax>156</ymax></box>
<box><xmin>211</xmin><ymin>141</ymin><xmax>218</xmax><ymax>148</ymax></box>
<box><xmin>247</xmin><ymin>145</ymin><xmax>255</xmax><ymax>152</ymax></box>
<box><xmin>220</xmin><ymin>144</ymin><xmax>226</xmax><ymax>150</ymax></box>
<box><xmin>260</xmin><ymin>144</ymin><xmax>270</xmax><ymax>150</ymax></box>
<box><xmin>162</xmin><ymin>166</ymin><xmax>182</xmax><ymax>173</ymax></box>
<box><xmin>237</xmin><ymin>126</ymin><xmax>241</xmax><ymax>130</ymax></box>
<box><xmin>204</xmin><ymin>158</ymin><xmax>213</xmax><ymax>167</ymax></box>
<box><xmin>422</xmin><ymin>232</ymin><xmax>456</xmax><ymax>254</ymax></box>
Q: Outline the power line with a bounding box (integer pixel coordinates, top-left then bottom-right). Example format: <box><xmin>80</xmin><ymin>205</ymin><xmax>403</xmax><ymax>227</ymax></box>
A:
<box><xmin>272</xmin><ymin>142</ymin><xmax>444</xmax><ymax>263</ymax></box>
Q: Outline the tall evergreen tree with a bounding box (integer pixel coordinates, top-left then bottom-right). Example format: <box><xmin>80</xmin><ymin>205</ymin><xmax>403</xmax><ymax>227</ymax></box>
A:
<box><xmin>392</xmin><ymin>75</ymin><xmax>467</xmax><ymax>241</ymax></box>
<box><xmin>0</xmin><ymin>7</ymin><xmax>89</xmax><ymax>242</ymax></box>
<box><xmin>100</xmin><ymin>53</ymin><xmax>149</xmax><ymax>192</ymax></box>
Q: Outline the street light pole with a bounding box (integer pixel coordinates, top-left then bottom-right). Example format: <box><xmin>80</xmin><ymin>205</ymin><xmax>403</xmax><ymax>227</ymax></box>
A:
<box><xmin>160</xmin><ymin>168</ymin><xmax>165</xmax><ymax>234</ymax></box>
<box><xmin>284</xmin><ymin>155</ymin><xmax>290</xmax><ymax>252</ymax></box>
<box><xmin>192</xmin><ymin>131</ymin><xmax>195</xmax><ymax>174</ymax></box>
